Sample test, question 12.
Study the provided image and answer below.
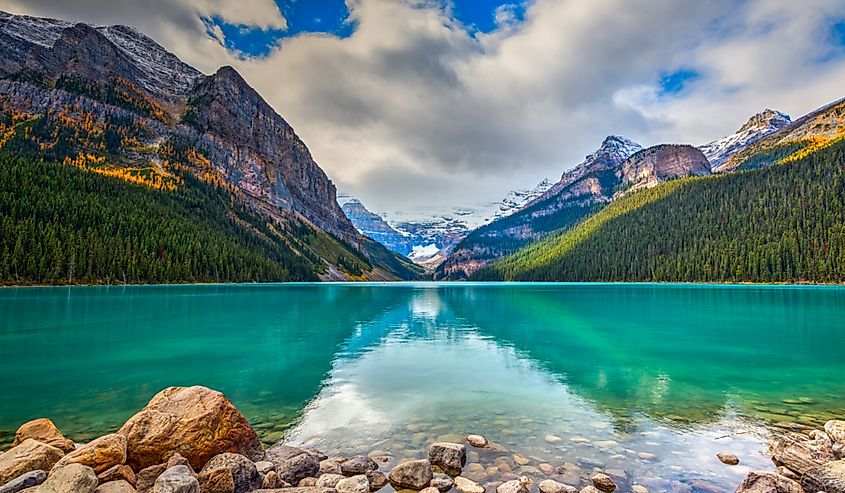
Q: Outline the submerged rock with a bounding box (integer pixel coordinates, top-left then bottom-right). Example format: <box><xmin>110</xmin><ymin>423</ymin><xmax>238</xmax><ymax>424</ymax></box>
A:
<box><xmin>497</xmin><ymin>477</ymin><xmax>531</xmax><ymax>493</ymax></box>
<box><xmin>454</xmin><ymin>476</ymin><xmax>484</xmax><ymax>493</ymax></box>
<box><xmin>734</xmin><ymin>471</ymin><xmax>801</xmax><ymax>493</ymax></box>
<box><xmin>118</xmin><ymin>386</ymin><xmax>263</xmax><ymax>471</ymax></box>
<box><xmin>52</xmin><ymin>434</ymin><xmax>127</xmax><ymax>474</ymax></box>
<box><xmin>12</xmin><ymin>420</ymin><xmax>75</xmax><ymax>454</ymax></box>
<box><xmin>717</xmin><ymin>453</ymin><xmax>740</xmax><ymax>466</ymax></box>
<box><xmin>429</xmin><ymin>473</ymin><xmax>453</xmax><ymax>493</ymax></box>
<box><xmin>539</xmin><ymin>479</ymin><xmax>576</xmax><ymax>493</ymax></box>
<box><xmin>0</xmin><ymin>439</ymin><xmax>65</xmax><ymax>485</ymax></box>
<box><xmin>0</xmin><ymin>470</ymin><xmax>46</xmax><ymax>493</ymax></box>
<box><xmin>428</xmin><ymin>443</ymin><xmax>466</xmax><ymax>474</ymax></box>
<box><xmin>388</xmin><ymin>460</ymin><xmax>432</xmax><ymax>490</ymax></box>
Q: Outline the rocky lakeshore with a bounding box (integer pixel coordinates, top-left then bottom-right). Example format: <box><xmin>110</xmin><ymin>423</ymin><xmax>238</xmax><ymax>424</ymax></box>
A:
<box><xmin>0</xmin><ymin>386</ymin><xmax>842</xmax><ymax>493</ymax></box>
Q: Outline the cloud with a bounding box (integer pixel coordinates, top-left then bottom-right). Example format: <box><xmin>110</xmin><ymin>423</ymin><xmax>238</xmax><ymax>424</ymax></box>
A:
<box><xmin>3</xmin><ymin>0</ymin><xmax>845</xmax><ymax>213</ymax></box>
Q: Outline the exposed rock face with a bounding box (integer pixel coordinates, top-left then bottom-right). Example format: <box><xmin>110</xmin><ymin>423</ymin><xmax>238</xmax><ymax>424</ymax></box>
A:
<box><xmin>388</xmin><ymin>460</ymin><xmax>432</xmax><ymax>490</ymax></box>
<box><xmin>118</xmin><ymin>386</ymin><xmax>263</xmax><ymax>471</ymax></box>
<box><xmin>436</xmin><ymin>136</ymin><xmax>641</xmax><ymax>280</ymax></box>
<box><xmin>12</xmin><ymin>419</ymin><xmax>75</xmax><ymax>454</ymax></box>
<box><xmin>0</xmin><ymin>439</ymin><xmax>65</xmax><ymax>485</ymax></box>
<box><xmin>770</xmin><ymin>431</ymin><xmax>836</xmax><ymax>475</ymax></box>
<box><xmin>620</xmin><ymin>145</ymin><xmax>711</xmax><ymax>192</ymax></box>
<box><xmin>52</xmin><ymin>434</ymin><xmax>127</xmax><ymax>474</ymax></box>
<box><xmin>801</xmin><ymin>459</ymin><xmax>845</xmax><ymax>493</ymax></box>
<box><xmin>700</xmin><ymin>109</ymin><xmax>791</xmax><ymax>171</ymax></box>
<box><xmin>338</xmin><ymin>196</ymin><xmax>414</xmax><ymax>256</ymax></box>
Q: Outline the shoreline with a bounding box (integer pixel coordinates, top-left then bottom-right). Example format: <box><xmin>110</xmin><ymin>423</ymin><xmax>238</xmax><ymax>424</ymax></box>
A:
<box><xmin>1</xmin><ymin>386</ymin><xmax>842</xmax><ymax>493</ymax></box>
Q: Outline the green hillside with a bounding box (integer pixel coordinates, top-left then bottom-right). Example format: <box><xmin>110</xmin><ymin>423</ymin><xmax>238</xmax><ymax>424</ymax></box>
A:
<box><xmin>474</xmin><ymin>139</ymin><xmax>845</xmax><ymax>283</ymax></box>
<box><xmin>0</xmin><ymin>152</ymin><xmax>391</xmax><ymax>284</ymax></box>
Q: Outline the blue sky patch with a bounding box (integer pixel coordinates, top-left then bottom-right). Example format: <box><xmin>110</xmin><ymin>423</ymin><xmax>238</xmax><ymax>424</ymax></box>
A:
<box><xmin>831</xmin><ymin>20</ymin><xmax>845</xmax><ymax>48</ymax></box>
<box><xmin>659</xmin><ymin>69</ymin><xmax>700</xmax><ymax>95</ymax></box>
<box><xmin>451</xmin><ymin>0</ymin><xmax>527</xmax><ymax>33</ymax></box>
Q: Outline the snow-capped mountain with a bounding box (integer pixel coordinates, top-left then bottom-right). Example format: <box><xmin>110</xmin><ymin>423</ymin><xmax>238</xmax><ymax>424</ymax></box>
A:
<box><xmin>700</xmin><ymin>109</ymin><xmax>791</xmax><ymax>172</ymax></box>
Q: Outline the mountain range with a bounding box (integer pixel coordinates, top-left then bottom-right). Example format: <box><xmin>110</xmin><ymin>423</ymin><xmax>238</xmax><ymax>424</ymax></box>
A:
<box><xmin>0</xmin><ymin>11</ymin><xmax>422</xmax><ymax>283</ymax></box>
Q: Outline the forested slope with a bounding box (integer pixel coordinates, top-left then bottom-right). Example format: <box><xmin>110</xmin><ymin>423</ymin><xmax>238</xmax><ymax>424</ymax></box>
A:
<box><xmin>475</xmin><ymin>139</ymin><xmax>845</xmax><ymax>283</ymax></box>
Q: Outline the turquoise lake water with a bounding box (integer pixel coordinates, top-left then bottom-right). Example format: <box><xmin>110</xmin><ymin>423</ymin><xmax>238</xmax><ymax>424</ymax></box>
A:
<box><xmin>1</xmin><ymin>283</ymin><xmax>844</xmax><ymax>492</ymax></box>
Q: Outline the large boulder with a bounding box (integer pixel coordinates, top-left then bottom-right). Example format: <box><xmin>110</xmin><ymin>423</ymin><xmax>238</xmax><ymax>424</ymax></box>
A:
<box><xmin>152</xmin><ymin>466</ymin><xmax>198</xmax><ymax>493</ymax></box>
<box><xmin>0</xmin><ymin>439</ymin><xmax>65</xmax><ymax>485</ymax></box>
<box><xmin>12</xmin><ymin>420</ymin><xmax>75</xmax><ymax>454</ymax></box>
<box><xmin>770</xmin><ymin>432</ymin><xmax>835</xmax><ymax>475</ymax></box>
<box><xmin>264</xmin><ymin>446</ymin><xmax>319</xmax><ymax>486</ymax></box>
<box><xmin>39</xmin><ymin>463</ymin><xmax>98</xmax><ymax>493</ymax></box>
<box><xmin>135</xmin><ymin>465</ymin><xmax>167</xmax><ymax>493</ymax></box>
<box><xmin>388</xmin><ymin>460</ymin><xmax>432</xmax><ymax>490</ymax></box>
<box><xmin>827</xmin><ymin>421</ymin><xmax>845</xmax><ymax>444</ymax></box>
<box><xmin>801</xmin><ymin>459</ymin><xmax>845</xmax><ymax>493</ymax></box>
<box><xmin>0</xmin><ymin>470</ymin><xmax>47</xmax><ymax>493</ymax></box>
<box><xmin>428</xmin><ymin>443</ymin><xmax>466</xmax><ymax>474</ymax></box>
<box><xmin>365</xmin><ymin>471</ymin><xmax>388</xmax><ymax>492</ymax></box>
<box><xmin>335</xmin><ymin>475</ymin><xmax>370</xmax><ymax>493</ymax></box>
<box><xmin>52</xmin><ymin>434</ymin><xmax>127</xmax><ymax>474</ymax></box>
<box><xmin>340</xmin><ymin>457</ymin><xmax>378</xmax><ymax>476</ymax></box>
<box><xmin>200</xmin><ymin>454</ymin><xmax>260</xmax><ymax>493</ymax></box>
<box><xmin>196</xmin><ymin>467</ymin><xmax>235</xmax><ymax>493</ymax></box>
<box><xmin>118</xmin><ymin>387</ymin><xmax>262</xmax><ymax>471</ymax></box>
<box><xmin>734</xmin><ymin>471</ymin><xmax>802</xmax><ymax>493</ymax></box>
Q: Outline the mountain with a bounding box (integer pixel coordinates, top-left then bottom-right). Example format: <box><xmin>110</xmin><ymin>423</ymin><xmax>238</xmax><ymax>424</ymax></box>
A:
<box><xmin>0</xmin><ymin>11</ymin><xmax>422</xmax><ymax>283</ymax></box>
<box><xmin>474</xmin><ymin>135</ymin><xmax>845</xmax><ymax>283</ymax></box>
<box><xmin>700</xmin><ymin>109</ymin><xmax>791</xmax><ymax>171</ymax></box>
<box><xmin>436</xmin><ymin>136</ymin><xmax>643</xmax><ymax>279</ymax></box>
<box><xmin>337</xmin><ymin>179</ymin><xmax>552</xmax><ymax>267</ymax></box>
<box><xmin>620</xmin><ymin>144</ymin><xmax>711</xmax><ymax>192</ymax></box>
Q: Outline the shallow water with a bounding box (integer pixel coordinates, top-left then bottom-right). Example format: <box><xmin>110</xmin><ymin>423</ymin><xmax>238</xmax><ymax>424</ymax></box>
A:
<box><xmin>1</xmin><ymin>283</ymin><xmax>844</xmax><ymax>492</ymax></box>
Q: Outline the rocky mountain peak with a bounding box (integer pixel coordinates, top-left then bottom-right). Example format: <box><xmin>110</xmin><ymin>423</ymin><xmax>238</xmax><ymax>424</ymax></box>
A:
<box><xmin>700</xmin><ymin>109</ymin><xmax>792</xmax><ymax>171</ymax></box>
<box><xmin>738</xmin><ymin>109</ymin><xmax>791</xmax><ymax>134</ymax></box>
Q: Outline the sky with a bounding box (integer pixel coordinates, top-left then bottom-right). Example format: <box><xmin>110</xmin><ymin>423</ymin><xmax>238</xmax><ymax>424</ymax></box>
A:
<box><xmin>4</xmin><ymin>0</ymin><xmax>845</xmax><ymax>213</ymax></box>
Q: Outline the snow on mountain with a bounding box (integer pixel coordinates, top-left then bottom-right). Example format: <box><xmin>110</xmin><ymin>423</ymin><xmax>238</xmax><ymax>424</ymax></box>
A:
<box><xmin>700</xmin><ymin>109</ymin><xmax>791</xmax><ymax>172</ymax></box>
<box><xmin>0</xmin><ymin>11</ymin><xmax>201</xmax><ymax>98</ymax></box>
<box><xmin>408</xmin><ymin>244</ymin><xmax>440</xmax><ymax>260</ymax></box>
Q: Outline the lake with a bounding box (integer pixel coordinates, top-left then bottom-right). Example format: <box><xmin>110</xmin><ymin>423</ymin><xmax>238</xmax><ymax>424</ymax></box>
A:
<box><xmin>1</xmin><ymin>283</ymin><xmax>844</xmax><ymax>492</ymax></box>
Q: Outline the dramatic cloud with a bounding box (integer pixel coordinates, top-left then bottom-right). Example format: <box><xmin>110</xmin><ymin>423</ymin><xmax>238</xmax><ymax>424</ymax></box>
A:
<box><xmin>3</xmin><ymin>0</ymin><xmax>845</xmax><ymax>212</ymax></box>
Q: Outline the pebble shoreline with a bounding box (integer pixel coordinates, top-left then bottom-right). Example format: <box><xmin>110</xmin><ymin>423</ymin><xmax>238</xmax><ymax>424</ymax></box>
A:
<box><xmin>0</xmin><ymin>386</ymin><xmax>842</xmax><ymax>493</ymax></box>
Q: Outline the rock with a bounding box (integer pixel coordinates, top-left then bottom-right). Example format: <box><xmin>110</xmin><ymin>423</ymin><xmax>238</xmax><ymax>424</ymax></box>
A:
<box><xmin>388</xmin><ymin>460</ymin><xmax>432</xmax><ymax>490</ymax></box>
<box><xmin>717</xmin><ymin>453</ymin><xmax>739</xmax><ymax>465</ymax></box>
<box><xmin>118</xmin><ymin>387</ymin><xmax>263</xmax><ymax>471</ymax></box>
<box><xmin>136</xmin><ymin>465</ymin><xmax>166</xmax><ymax>493</ymax></box>
<box><xmin>590</xmin><ymin>474</ymin><xmax>616</xmax><ymax>493</ymax></box>
<box><xmin>0</xmin><ymin>471</ymin><xmax>47</xmax><ymax>493</ymax></box>
<box><xmin>770</xmin><ymin>432</ymin><xmax>835</xmax><ymax>475</ymax></box>
<box><xmin>631</xmin><ymin>486</ymin><xmax>648</xmax><ymax>493</ymax></box>
<box><xmin>827</xmin><ymin>421</ymin><xmax>845</xmax><ymax>444</ymax></box>
<box><xmin>98</xmin><ymin>465</ymin><xmax>137</xmax><ymax>487</ymax></box>
<box><xmin>465</xmin><ymin>436</ymin><xmax>489</xmax><ymax>449</ymax></box>
<box><xmin>299</xmin><ymin>478</ymin><xmax>317</xmax><ymax>487</ymax></box>
<box><xmin>776</xmin><ymin>467</ymin><xmax>800</xmax><ymax>481</ymax></box>
<box><xmin>637</xmin><ymin>453</ymin><xmax>657</xmax><ymax>460</ymax></box>
<box><xmin>95</xmin><ymin>481</ymin><xmax>137</xmax><ymax>493</ymax></box>
<box><xmin>340</xmin><ymin>457</ymin><xmax>378</xmax><ymax>476</ymax></box>
<box><xmin>165</xmin><ymin>455</ymin><xmax>191</xmax><ymax>472</ymax></box>
<box><xmin>420</xmin><ymin>488</ymin><xmax>440</xmax><ymax>493</ymax></box>
<box><xmin>497</xmin><ymin>478</ymin><xmax>530</xmax><ymax>493</ymax></box>
<box><xmin>734</xmin><ymin>471</ymin><xmax>802</xmax><ymax>493</ymax></box>
<box><xmin>538</xmin><ymin>480</ymin><xmax>576</xmax><ymax>493</ymax></box>
<box><xmin>544</xmin><ymin>436</ymin><xmax>562</xmax><ymax>444</ymax></box>
<box><xmin>252</xmin><ymin>489</ymin><xmax>331</xmax><ymax>493</ymax></box>
<box><xmin>0</xmin><ymin>439</ymin><xmax>65</xmax><ymax>485</ymax></box>
<box><xmin>12</xmin><ymin>420</ymin><xmax>75</xmax><ymax>454</ymax></box>
<box><xmin>319</xmin><ymin>460</ymin><xmax>341</xmax><ymax>475</ymax></box>
<box><xmin>261</xmin><ymin>471</ymin><xmax>278</xmax><ymax>489</ymax></box>
<box><xmin>428</xmin><ymin>443</ymin><xmax>466</xmax><ymax>474</ymax></box>
<box><xmin>196</xmin><ymin>467</ymin><xmax>234</xmax><ymax>493</ymax></box>
<box><xmin>316</xmin><ymin>474</ymin><xmax>345</xmax><ymax>488</ymax></box>
<box><xmin>336</xmin><ymin>475</ymin><xmax>369</xmax><ymax>493</ymax></box>
<box><xmin>512</xmin><ymin>455</ymin><xmax>529</xmax><ymax>466</ymax></box>
<box><xmin>52</xmin><ymin>434</ymin><xmax>127</xmax><ymax>474</ymax></box>
<box><xmin>462</xmin><ymin>463</ymin><xmax>487</xmax><ymax>483</ymax></box>
<box><xmin>365</xmin><ymin>471</ymin><xmax>387</xmax><ymax>492</ymax></box>
<box><xmin>264</xmin><ymin>446</ymin><xmax>319</xmax><ymax>486</ymax></box>
<box><xmin>200</xmin><ymin>454</ymin><xmax>259</xmax><ymax>493</ymax></box>
<box><xmin>454</xmin><ymin>476</ymin><xmax>484</xmax><ymax>493</ymax></box>
<box><xmin>430</xmin><ymin>473</ymin><xmax>453</xmax><ymax>493</ymax></box>
<box><xmin>39</xmin><ymin>464</ymin><xmax>98</xmax><ymax>493</ymax></box>
<box><xmin>801</xmin><ymin>459</ymin><xmax>845</xmax><ymax>493</ymax></box>
<box><xmin>580</xmin><ymin>488</ymin><xmax>602</xmax><ymax>493</ymax></box>
<box><xmin>153</xmin><ymin>466</ymin><xmax>199</xmax><ymax>493</ymax></box>
<box><xmin>835</xmin><ymin>443</ymin><xmax>845</xmax><ymax>460</ymax></box>
<box><xmin>254</xmin><ymin>462</ymin><xmax>274</xmax><ymax>475</ymax></box>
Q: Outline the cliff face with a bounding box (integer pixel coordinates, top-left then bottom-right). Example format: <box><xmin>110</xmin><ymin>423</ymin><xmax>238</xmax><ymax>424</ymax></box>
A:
<box><xmin>0</xmin><ymin>10</ymin><xmax>418</xmax><ymax>280</ymax></box>
<box><xmin>620</xmin><ymin>145</ymin><xmax>711</xmax><ymax>192</ymax></box>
